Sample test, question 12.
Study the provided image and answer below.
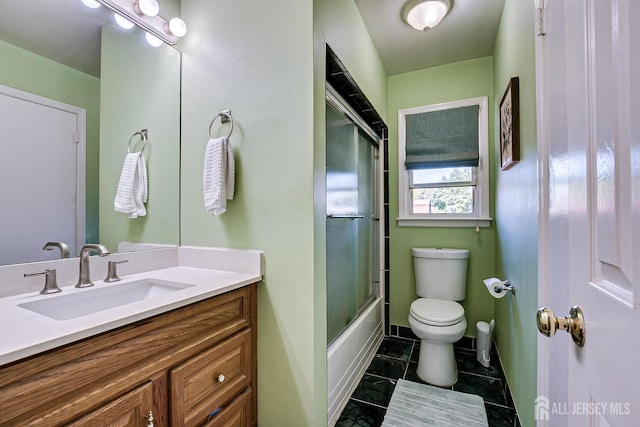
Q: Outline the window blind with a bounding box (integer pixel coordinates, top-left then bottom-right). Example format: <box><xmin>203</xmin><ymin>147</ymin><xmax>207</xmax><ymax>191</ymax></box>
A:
<box><xmin>405</xmin><ymin>105</ymin><xmax>480</xmax><ymax>169</ymax></box>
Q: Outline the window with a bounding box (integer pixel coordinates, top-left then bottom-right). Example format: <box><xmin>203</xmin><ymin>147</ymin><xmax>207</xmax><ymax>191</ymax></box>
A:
<box><xmin>398</xmin><ymin>97</ymin><xmax>490</xmax><ymax>227</ymax></box>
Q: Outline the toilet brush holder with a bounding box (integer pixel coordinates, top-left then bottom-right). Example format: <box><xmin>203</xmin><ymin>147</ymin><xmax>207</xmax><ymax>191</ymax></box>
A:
<box><xmin>476</xmin><ymin>319</ymin><xmax>495</xmax><ymax>368</ymax></box>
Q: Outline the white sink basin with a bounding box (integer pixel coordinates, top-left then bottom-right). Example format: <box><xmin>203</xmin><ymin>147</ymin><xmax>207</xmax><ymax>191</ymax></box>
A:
<box><xmin>18</xmin><ymin>279</ymin><xmax>194</xmax><ymax>321</ymax></box>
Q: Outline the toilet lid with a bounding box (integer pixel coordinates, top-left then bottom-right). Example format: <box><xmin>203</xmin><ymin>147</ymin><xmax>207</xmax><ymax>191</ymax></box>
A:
<box><xmin>410</xmin><ymin>298</ymin><xmax>465</xmax><ymax>326</ymax></box>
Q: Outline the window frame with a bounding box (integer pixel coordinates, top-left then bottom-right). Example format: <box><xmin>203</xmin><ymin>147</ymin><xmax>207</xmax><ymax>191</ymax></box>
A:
<box><xmin>397</xmin><ymin>96</ymin><xmax>491</xmax><ymax>227</ymax></box>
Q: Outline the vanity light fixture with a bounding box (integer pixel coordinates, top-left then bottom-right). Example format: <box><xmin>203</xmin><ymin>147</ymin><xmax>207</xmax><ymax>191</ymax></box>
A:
<box><xmin>81</xmin><ymin>0</ymin><xmax>102</xmax><ymax>8</ymax></box>
<box><xmin>401</xmin><ymin>0</ymin><xmax>451</xmax><ymax>32</ymax></box>
<box><xmin>114</xmin><ymin>14</ymin><xmax>135</xmax><ymax>29</ymax></box>
<box><xmin>167</xmin><ymin>17</ymin><xmax>188</xmax><ymax>38</ymax></box>
<box><xmin>145</xmin><ymin>32</ymin><xmax>163</xmax><ymax>47</ymax></box>
<box><xmin>134</xmin><ymin>0</ymin><xmax>160</xmax><ymax>18</ymax></box>
<box><xmin>86</xmin><ymin>0</ymin><xmax>187</xmax><ymax>46</ymax></box>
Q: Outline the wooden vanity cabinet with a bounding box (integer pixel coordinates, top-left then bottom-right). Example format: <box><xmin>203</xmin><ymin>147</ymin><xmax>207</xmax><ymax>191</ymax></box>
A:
<box><xmin>0</xmin><ymin>283</ymin><xmax>257</xmax><ymax>427</ymax></box>
<box><xmin>66</xmin><ymin>381</ymin><xmax>155</xmax><ymax>427</ymax></box>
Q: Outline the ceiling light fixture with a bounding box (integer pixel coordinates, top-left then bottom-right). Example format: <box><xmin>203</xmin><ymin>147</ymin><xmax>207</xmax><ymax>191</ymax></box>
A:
<box><xmin>83</xmin><ymin>0</ymin><xmax>187</xmax><ymax>45</ymax></box>
<box><xmin>401</xmin><ymin>0</ymin><xmax>451</xmax><ymax>32</ymax></box>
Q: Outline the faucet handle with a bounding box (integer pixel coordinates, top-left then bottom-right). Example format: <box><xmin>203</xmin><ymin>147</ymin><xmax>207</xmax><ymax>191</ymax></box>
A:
<box><xmin>24</xmin><ymin>269</ymin><xmax>62</xmax><ymax>295</ymax></box>
<box><xmin>105</xmin><ymin>260</ymin><xmax>129</xmax><ymax>282</ymax></box>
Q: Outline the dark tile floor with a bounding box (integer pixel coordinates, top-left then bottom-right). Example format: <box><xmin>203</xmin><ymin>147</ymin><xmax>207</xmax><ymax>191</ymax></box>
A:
<box><xmin>335</xmin><ymin>336</ymin><xmax>520</xmax><ymax>427</ymax></box>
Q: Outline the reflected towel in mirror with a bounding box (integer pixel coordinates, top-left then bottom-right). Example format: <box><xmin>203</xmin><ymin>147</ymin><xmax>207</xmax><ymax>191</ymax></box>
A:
<box><xmin>114</xmin><ymin>152</ymin><xmax>148</xmax><ymax>218</ymax></box>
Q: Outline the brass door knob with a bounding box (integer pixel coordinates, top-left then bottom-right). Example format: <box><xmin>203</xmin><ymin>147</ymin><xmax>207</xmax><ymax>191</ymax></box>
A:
<box><xmin>536</xmin><ymin>305</ymin><xmax>586</xmax><ymax>347</ymax></box>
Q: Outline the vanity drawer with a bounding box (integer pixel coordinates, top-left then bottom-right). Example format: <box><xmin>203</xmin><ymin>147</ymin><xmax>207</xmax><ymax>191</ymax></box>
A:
<box><xmin>171</xmin><ymin>329</ymin><xmax>251</xmax><ymax>427</ymax></box>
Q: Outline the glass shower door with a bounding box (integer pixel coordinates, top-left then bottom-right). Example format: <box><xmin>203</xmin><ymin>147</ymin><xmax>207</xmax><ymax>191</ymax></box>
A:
<box><xmin>326</xmin><ymin>101</ymin><xmax>379</xmax><ymax>345</ymax></box>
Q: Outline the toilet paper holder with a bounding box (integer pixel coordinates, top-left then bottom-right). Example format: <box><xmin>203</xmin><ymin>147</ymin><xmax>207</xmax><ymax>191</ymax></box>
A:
<box><xmin>483</xmin><ymin>278</ymin><xmax>516</xmax><ymax>295</ymax></box>
<box><xmin>494</xmin><ymin>280</ymin><xmax>515</xmax><ymax>295</ymax></box>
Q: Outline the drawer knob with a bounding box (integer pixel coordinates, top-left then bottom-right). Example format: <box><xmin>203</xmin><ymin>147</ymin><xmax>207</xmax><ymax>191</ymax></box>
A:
<box><xmin>217</xmin><ymin>374</ymin><xmax>226</xmax><ymax>383</ymax></box>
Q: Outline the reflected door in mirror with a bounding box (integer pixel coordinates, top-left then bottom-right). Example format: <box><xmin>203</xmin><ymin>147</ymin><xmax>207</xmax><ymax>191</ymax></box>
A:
<box><xmin>0</xmin><ymin>85</ymin><xmax>85</xmax><ymax>264</ymax></box>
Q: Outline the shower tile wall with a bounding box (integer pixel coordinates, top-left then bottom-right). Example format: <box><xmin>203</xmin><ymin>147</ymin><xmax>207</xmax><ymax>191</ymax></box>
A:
<box><xmin>336</xmin><ymin>334</ymin><xmax>521</xmax><ymax>427</ymax></box>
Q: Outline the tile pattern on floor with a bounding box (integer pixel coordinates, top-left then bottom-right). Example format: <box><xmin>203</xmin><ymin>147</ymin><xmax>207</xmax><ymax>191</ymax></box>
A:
<box><xmin>335</xmin><ymin>336</ymin><xmax>520</xmax><ymax>427</ymax></box>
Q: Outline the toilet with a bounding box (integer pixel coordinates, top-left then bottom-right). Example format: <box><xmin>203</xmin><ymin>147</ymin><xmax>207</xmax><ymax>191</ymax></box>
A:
<box><xmin>408</xmin><ymin>248</ymin><xmax>469</xmax><ymax>387</ymax></box>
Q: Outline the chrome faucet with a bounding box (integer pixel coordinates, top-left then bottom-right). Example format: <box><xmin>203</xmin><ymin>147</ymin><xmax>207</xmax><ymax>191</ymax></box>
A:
<box><xmin>75</xmin><ymin>244</ymin><xmax>110</xmax><ymax>288</ymax></box>
<box><xmin>43</xmin><ymin>241</ymin><xmax>70</xmax><ymax>259</ymax></box>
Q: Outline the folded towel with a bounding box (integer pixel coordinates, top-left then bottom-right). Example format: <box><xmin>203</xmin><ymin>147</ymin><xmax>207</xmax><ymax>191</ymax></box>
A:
<box><xmin>203</xmin><ymin>136</ymin><xmax>235</xmax><ymax>215</ymax></box>
<box><xmin>114</xmin><ymin>152</ymin><xmax>148</xmax><ymax>218</ymax></box>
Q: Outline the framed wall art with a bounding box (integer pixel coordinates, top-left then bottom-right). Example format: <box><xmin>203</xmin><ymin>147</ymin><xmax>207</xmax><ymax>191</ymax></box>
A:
<box><xmin>499</xmin><ymin>77</ymin><xmax>520</xmax><ymax>170</ymax></box>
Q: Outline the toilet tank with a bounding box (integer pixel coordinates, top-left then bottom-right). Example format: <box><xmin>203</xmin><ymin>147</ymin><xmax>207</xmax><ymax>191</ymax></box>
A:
<box><xmin>412</xmin><ymin>248</ymin><xmax>469</xmax><ymax>301</ymax></box>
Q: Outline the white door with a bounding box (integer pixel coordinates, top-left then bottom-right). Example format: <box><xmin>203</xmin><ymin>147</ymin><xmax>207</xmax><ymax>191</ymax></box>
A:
<box><xmin>0</xmin><ymin>85</ymin><xmax>85</xmax><ymax>265</ymax></box>
<box><xmin>536</xmin><ymin>0</ymin><xmax>640</xmax><ymax>426</ymax></box>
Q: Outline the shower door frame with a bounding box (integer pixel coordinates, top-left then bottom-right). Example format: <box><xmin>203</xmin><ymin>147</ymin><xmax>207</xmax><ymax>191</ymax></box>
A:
<box><xmin>325</xmin><ymin>85</ymin><xmax>383</xmax><ymax>343</ymax></box>
<box><xmin>325</xmin><ymin>84</ymin><xmax>385</xmax><ymax>425</ymax></box>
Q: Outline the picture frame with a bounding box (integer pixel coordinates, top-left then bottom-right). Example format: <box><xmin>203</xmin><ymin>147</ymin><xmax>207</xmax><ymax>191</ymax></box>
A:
<box><xmin>499</xmin><ymin>77</ymin><xmax>520</xmax><ymax>170</ymax></box>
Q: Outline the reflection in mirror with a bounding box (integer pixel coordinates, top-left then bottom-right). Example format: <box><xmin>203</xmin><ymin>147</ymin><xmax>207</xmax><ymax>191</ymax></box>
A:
<box><xmin>0</xmin><ymin>0</ymin><xmax>181</xmax><ymax>266</ymax></box>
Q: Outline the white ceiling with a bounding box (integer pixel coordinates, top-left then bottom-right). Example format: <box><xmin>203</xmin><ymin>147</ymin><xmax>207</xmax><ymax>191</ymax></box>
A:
<box><xmin>1</xmin><ymin>0</ymin><xmax>506</xmax><ymax>79</ymax></box>
<box><xmin>0</xmin><ymin>0</ymin><xmax>111</xmax><ymax>77</ymax></box>
<box><xmin>354</xmin><ymin>0</ymin><xmax>506</xmax><ymax>75</ymax></box>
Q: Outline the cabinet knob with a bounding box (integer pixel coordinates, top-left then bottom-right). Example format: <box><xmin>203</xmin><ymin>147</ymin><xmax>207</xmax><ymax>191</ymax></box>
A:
<box><xmin>146</xmin><ymin>410</ymin><xmax>154</xmax><ymax>427</ymax></box>
<box><xmin>217</xmin><ymin>374</ymin><xmax>225</xmax><ymax>383</ymax></box>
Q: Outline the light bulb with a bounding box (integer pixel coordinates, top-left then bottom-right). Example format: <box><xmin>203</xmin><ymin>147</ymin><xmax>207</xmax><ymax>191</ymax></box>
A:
<box><xmin>167</xmin><ymin>17</ymin><xmax>187</xmax><ymax>37</ymax></box>
<box><xmin>114</xmin><ymin>14</ymin><xmax>134</xmax><ymax>29</ymax></box>
<box><xmin>135</xmin><ymin>0</ymin><xmax>160</xmax><ymax>17</ymax></box>
<box><xmin>145</xmin><ymin>32</ymin><xmax>163</xmax><ymax>47</ymax></box>
<box><xmin>81</xmin><ymin>0</ymin><xmax>101</xmax><ymax>8</ymax></box>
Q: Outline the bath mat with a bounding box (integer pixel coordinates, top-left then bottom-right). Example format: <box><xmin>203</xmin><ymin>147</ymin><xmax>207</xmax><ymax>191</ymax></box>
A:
<box><xmin>382</xmin><ymin>379</ymin><xmax>488</xmax><ymax>427</ymax></box>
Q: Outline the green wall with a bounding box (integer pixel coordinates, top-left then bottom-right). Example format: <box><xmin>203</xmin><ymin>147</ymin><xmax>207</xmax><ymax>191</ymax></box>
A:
<box><xmin>0</xmin><ymin>40</ymin><xmax>100</xmax><ymax>244</ymax></box>
<box><xmin>387</xmin><ymin>57</ymin><xmax>496</xmax><ymax>336</ymax></box>
<box><xmin>492</xmin><ymin>0</ymin><xmax>538</xmax><ymax>425</ymax></box>
<box><xmin>99</xmin><ymin>23</ymin><xmax>181</xmax><ymax>252</ymax></box>
<box><xmin>180</xmin><ymin>0</ymin><xmax>317</xmax><ymax>425</ymax></box>
<box><xmin>179</xmin><ymin>0</ymin><xmax>386</xmax><ymax>424</ymax></box>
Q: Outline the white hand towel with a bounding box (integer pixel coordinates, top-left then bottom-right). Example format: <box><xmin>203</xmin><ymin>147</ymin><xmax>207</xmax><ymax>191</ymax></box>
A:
<box><xmin>226</xmin><ymin>138</ymin><xmax>235</xmax><ymax>200</ymax></box>
<box><xmin>114</xmin><ymin>152</ymin><xmax>148</xmax><ymax>218</ymax></box>
<box><xmin>204</xmin><ymin>136</ymin><xmax>235</xmax><ymax>215</ymax></box>
<box><xmin>134</xmin><ymin>153</ymin><xmax>148</xmax><ymax>218</ymax></box>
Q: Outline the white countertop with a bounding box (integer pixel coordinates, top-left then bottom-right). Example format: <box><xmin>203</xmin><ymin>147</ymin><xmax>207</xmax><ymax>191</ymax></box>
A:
<box><xmin>0</xmin><ymin>246</ymin><xmax>263</xmax><ymax>366</ymax></box>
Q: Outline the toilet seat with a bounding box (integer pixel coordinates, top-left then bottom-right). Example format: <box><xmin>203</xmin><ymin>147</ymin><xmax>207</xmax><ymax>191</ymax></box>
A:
<box><xmin>410</xmin><ymin>298</ymin><xmax>465</xmax><ymax>326</ymax></box>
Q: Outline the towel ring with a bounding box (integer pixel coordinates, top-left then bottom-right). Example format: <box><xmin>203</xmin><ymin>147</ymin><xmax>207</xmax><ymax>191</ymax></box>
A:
<box><xmin>128</xmin><ymin>129</ymin><xmax>148</xmax><ymax>155</ymax></box>
<box><xmin>208</xmin><ymin>110</ymin><xmax>234</xmax><ymax>139</ymax></box>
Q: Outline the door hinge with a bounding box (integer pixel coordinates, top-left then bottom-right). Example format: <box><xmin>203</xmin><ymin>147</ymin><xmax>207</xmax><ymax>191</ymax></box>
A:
<box><xmin>72</xmin><ymin>131</ymin><xmax>80</xmax><ymax>144</ymax></box>
<box><xmin>536</xmin><ymin>7</ymin><xmax>546</xmax><ymax>37</ymax></box>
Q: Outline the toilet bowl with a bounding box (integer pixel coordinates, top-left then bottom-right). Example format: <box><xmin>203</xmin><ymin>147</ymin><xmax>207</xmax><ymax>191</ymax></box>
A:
<box><xmin>409</xmin><ymin>298</ymin><xmax>466</xmax><ymax>386</ymax></box>
<box><xmin>408</xmin><ymin>248</ymin><xmax>469</xmax><ymax>387</ymax></box>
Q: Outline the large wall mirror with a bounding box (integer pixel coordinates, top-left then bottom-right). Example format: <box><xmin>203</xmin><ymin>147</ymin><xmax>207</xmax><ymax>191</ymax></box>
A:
<box><xmin>0</xmin><ymin>0</ymin><xmax>181</xmax><ymax>266</ymax></box>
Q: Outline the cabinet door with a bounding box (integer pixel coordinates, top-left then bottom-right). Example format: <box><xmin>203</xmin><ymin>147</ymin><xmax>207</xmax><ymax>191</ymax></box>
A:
<box><xmin>171</xmin><ymin>329</ymin><xmax>251</xmax><ymax>427</ymax></box>
<box><xmin>67</xmin><ymin>381</ymin><xmax>154</xmax><ymax>427</ymax></box>
<box><xmin>204</xmin><ymin>388</ymin><xmax>251</xmax><ymax>427</ymax></box>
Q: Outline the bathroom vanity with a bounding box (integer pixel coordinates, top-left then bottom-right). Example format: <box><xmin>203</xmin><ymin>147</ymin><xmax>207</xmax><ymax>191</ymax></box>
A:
<box><xmin>0</xmin><ymin>246</ymin><xmax>262</xmax><ymax>426</ymax></box>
